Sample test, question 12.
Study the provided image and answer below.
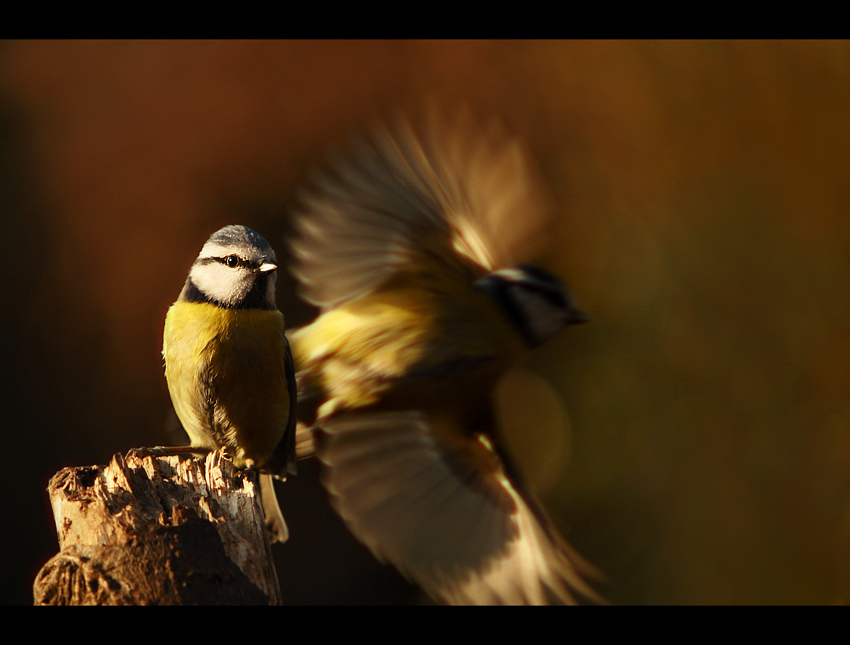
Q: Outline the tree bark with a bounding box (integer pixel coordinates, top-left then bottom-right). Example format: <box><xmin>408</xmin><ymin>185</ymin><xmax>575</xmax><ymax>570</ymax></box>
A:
<box><xmin>33</xmin><ymin>448</ymin><xmax>282</xmax><ymax>605</ymax></box>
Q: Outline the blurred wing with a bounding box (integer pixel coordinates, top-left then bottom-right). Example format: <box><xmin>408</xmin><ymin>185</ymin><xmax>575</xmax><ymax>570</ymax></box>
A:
<box><xmin>318</xmin><ymin>411</ymin><xmax>597</xmax><ymax>605</ymax></box>
<box><xmin>291</xmin><ymin>106</ymin><xmax>554</xmax><ymax>309</ymax></box>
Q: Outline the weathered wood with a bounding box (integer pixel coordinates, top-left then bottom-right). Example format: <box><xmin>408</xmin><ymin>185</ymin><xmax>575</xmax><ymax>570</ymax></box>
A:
<box><xmin>33</xmin><ymin>448</ymin><xmax>282</xmax><ymax>605</ymax></box>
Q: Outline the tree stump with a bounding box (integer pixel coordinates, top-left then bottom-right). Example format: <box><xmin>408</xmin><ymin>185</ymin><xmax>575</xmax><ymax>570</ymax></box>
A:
<box><xmin>33</xmin><ymin>448</ymin><xmax>282</xmax><ymax>605</ymax></box>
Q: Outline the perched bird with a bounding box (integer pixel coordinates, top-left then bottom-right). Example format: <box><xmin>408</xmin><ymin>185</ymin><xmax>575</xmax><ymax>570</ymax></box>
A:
<box><xmin>289</xmin><ymin>108</ymin><xmax>597</xmax><ymax>604</ymax></box>
<box><xmin>162</xmin><ymin>224</ymin><xmax>297</xmax><ymax>543</ymax></box>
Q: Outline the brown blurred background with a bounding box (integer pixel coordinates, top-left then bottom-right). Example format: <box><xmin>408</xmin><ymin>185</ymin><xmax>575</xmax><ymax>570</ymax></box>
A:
<box><xmin>2</xmin><ymin>40</ymin><xmax>850</xmax><ymax>605</ymax></box>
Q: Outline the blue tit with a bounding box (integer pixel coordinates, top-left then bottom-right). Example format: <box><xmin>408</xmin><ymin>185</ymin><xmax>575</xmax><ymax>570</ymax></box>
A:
<box><xmin>163</xmin><ymin>224</ymin><xmax>297</xmax><ymax>543</ymax></box>
<box><xmin>289</xmin><ymin>108</ymin><xmax>597</xmax><ymax>604</ymax></box>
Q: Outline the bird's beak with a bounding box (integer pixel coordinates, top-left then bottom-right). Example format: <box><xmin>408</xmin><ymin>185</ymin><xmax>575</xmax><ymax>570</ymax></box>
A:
<box><xmin>259</xmin><ymin>262</ymin><xmax>278</xmax><ymax>273</ymax></box>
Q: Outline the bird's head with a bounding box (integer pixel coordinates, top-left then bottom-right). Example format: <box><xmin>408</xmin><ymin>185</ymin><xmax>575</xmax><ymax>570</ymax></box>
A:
<box><xmin>181</xmin><ymin>224</ymin><xmax>279</xmax><ymax>310</ymax></box>
<box><xmin>475</xmin><ymin>264</ymin><xmax>586</xmax><ymax>347</ymax></box>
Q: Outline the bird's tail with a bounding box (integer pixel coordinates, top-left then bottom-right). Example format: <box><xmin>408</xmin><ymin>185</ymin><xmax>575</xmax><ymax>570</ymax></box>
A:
<box><xmin>260</xmin><ymin>473</ymin><xmax>289</xmax><ymax>544</ymax></box>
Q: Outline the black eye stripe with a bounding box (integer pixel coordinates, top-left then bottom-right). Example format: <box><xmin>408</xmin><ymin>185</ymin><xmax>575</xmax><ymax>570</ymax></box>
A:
<box><xmin>196</xmin><ymin>254</ymin><xmax>265</xmax><ymax>270</ymax></box>
<box><xmin>215</xmin><ymin>255</ymin><xmax>258</xmax><ymax>269</ymax></box>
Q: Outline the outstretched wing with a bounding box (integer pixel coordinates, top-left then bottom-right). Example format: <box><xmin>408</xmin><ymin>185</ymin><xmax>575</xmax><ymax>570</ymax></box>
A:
<box><xmin>318</xmin><ymin>410</ymin><xmax>599</xmax><ymax>605</ymax></box>
<box><xmin>290</xmin><ymin>106</ymin><xmax>554</xmax><ymax>310</ymax></box>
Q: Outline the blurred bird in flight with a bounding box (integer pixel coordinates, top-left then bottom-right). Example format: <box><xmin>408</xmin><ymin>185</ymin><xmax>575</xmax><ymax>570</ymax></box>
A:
<box><xmin>289</xmin><ymin>106</ymin><xmax>597</xmax><ymax>604</ymax></box>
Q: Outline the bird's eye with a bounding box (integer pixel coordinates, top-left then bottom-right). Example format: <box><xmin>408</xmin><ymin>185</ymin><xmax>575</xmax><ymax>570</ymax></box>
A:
<box><xmin>225</xmin><ymin>255</ymin><xmax>240</xmax><ymax>268</ymax></box>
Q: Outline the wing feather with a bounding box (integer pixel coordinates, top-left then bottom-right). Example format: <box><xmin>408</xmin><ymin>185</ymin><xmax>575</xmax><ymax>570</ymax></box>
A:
<box><xmin>318</xmin><ymin>411</ymin><xmax>597</xmax><ymax>605</ymax></box>
<box><xmin>290</xmin><ymin>106</ymin><xmax>553</xmax><ymax>309</ymax></box>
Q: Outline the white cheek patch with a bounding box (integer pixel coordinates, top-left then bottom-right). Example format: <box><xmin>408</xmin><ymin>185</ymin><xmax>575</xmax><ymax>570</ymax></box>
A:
<box><xmin>191</xmin><ymin>261</ymin><xmax>251</xmax><ymax>305</ymax></box>
<box><xmin>508</xmin><ymin>286</ymin><xmax>568</xmax><ymax>344</ymax></box>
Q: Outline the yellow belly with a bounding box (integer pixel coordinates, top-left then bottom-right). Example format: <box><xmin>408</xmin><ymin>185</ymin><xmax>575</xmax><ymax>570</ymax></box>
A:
<box><xmin>163</xmin><ymin>301</ymin><xmax>290</xmax><ymax>468</ymax></box>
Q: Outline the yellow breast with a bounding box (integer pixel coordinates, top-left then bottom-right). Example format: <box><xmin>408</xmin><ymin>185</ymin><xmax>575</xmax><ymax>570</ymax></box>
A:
<box><xmin>163</xmin><ymin>300</ymin><xmax>290</xmax><ymax>468</ymax></box>
<box><xmin>291</xmin><ymin>272</ymin><xmax>525</xmax><ymax>418</ymax></box>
